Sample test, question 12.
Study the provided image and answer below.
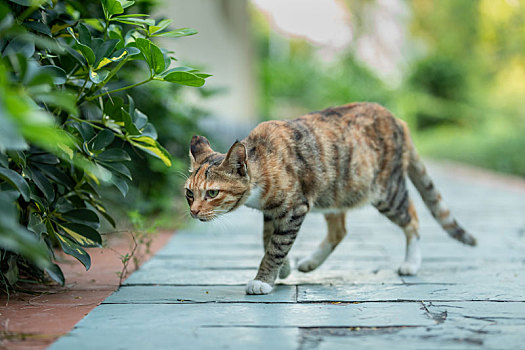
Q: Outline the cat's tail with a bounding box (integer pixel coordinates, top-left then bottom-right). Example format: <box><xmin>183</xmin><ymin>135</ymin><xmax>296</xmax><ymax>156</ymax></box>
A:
<box><xmin>408</xmin><ymin>148</ymin><xmax>477</xmax><ymax>246</ymax></box>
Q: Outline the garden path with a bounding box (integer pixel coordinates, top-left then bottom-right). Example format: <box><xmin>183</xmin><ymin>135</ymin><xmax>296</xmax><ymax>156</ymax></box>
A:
<box><xmin>49</xmin><ymin>162</ymin><xmax>525</xmax><ymax>349</ymax></box>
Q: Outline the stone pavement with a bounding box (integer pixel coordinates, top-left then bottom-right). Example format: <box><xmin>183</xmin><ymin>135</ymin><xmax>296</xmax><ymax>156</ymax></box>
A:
<box><xmin>49</xmin><ymin>163</ymin><xmax>525</xmax><ymax>349</ymax></box>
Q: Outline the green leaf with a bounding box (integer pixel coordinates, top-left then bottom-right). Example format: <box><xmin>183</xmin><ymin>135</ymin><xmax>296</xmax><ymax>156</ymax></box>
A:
<box><xmin>152</xmin><ymin>28</ymin><xmax>197</xmax><ymax>38</ymax></box>
<box><xmin>101</xmin><ymin>161</ymin><xmax>132</xmax><ymax>180</ymax></box>
<box><xmin>0</xmin><ymin>112</ymin><xmax>28</xmax><ymax>151</ymax></box>
<box><xmin>196</xmin><ymin>73</ymin><xmax>212</xmax><ymax>79</ymax></box>
<box><xmin>0</xmin><ymin>193</ymin><xmax>50</xmax><ymax>270</ymax></box>
<box><xmin>83</xmin><ymin>18</ymin><xmax>105</xmax><ymax>32</ymax></box>
<box><xmin>64</xmin><ymin>45</ymin><xmax>87</xmax><ymax>66</ymax></box>
<box><xmin>31</xmin><ymin>91</ymin><xmax>78</xmax><ymax>115</ymax></box>
<box><xmin>3</xmin><ymin>35</ymin><xmax>35</xmax><ymax>58</ymax></box>
<box><xmin>28</xmin><ymin>167</ymin><xmax>54</xmax><ymax>202</ymax></box>
<box><xmin>111</xmin><ymin>174</ymin><xmax>129</xmax><ymax>197</ymax></box>
<box><xmin>120</xmin><ymin>0</ymin><xmax>135</xmax><ymax>9</ymax></box>
<box><xmin>72</xmin><ymin>122</ymin><xmax>95</xmax><ymax>142</ymax></box>
<box><xmin>67</xmin><ymin>27</ymin><xmax>96</xmax><ymax>66</ymax></box>
<box><xmin>7</xmin><ymin>0</ymin><xmax>34</xmax><ymax>6</ymax></box>
<box><xmin>103</xmin><ymin>96</ymin><xmax>124</xmax><ymax>119</ymax></box>
<box><xmin>97</xmin><ymin>148</ymin><xmax>130</xmax><ymax>162</ymax></box>
<box><xmin>58</xmin><ymin>222</ymin><xmax>102</xmax><ymax>247</ymax></box>
<box><xmin>89</xmin><ymin>67</ymin><xmax>109</xmax><ymax>83</ymax></box>
<box><xmin>45</xmin><ymin>263</ymin><xmax>65</xmax><ymax>286</ymax></box>
<box><xmin>121</xmin><ymin>108</ymin><xmax>140</xmax><ymax>135</ymax></box>
<box><xmin>27</xmin><ymin>212</ymin><xmax>46</xmax><ymax>235</ymax></box>
<box><xmin>4</xmin><ymin>256</ymin><xmax>19</xmax><ymax>285</ymax></box>
<box><xmin>33</xmin><ymin>163</ymin><xmax>74</xmax><ymax>188</ymax></box>
<box><xmin>94</xmin><ymin>39</ymin><xmax>120</xmax><ymax>67</ymax></box>
<box><xmin>129</xmin><ymin>136</ymin><xmax>172</xmax><ymax>167</ymax></box>
<box><xmin>108</xmin><ymin>25</ymin><xmax>124</xmax><ymax>50</ymax></box>
<box><xmin>112</xmin><ymin>13</ymin><xmax>149</xmax><ymax>18</ymax></box>
<box><xmin>133</xmin><ymin>109</ymin><xmax>148</xmax><ymax>129</ymax></box>
<box><xmin>148</xmin><ymin>19</ymin><xmax>172</xmax><ymax>35</ymax></box>
<box><xmin>62</xmin><ymin>209</ymin><xmax>100</xmax><ymax>229</ymax></box>
<box><xmin>78</xmin><ymin>23</ymin><xmax>92</xmax><ymax>46</ymax></box>
<box><xmin>113</xmin><ymin>17</ymin><xmax>155</xmax><ymax>26</ymax></box>
<box><xmin>7</xmin><ymin>151</ymin><xmax>26</xmax><ymax>168</ymax></box>
<box><xmin>124</xmin><ymin>46</ymin><xmax>140</xmax><ymax>56</ymax></box>
<box><xmin>28</xmin><ymin>153</ymin><xmax>59</xmax><ymax>165</ymax></box>
<box><xmin>90</xmin><ymin>200</ymin><xmax>116</xmax><ymax>228</ymax></box>
<box><xmin>138</xmin><ymin>123</ymin><xmax>156</xmax><ymax>139</ymax></box>
<box><xmin>52</xmin><ymin>224</ymin><xmax>91</xmax><ymax>270</ymax></box>
<box><xmin>0</xmin><ymin>166</ymin><xmax>30</xmax><ymax>201</ymax></box>
<box><xmin>39</xmin><ymin>66</ymin><xmax>67</xmax><ymax>84</ymax></box>
<box><xmin>90</xmin><ymin>129</ymin><xmax>115</xmax><ymax>150</ymax></box>
<box><xmin>135</xmin><ymin>38</ymin><xmax>165</xmax><ymax>74</ymax></box>
<box><xmin>102</xmin><ymin>0</ymin><xmax>124</xmax><ymax>18</ymax></box>
<box><xmin>95</xmin><ymin>47</ymin><xmax>138</xmax><ymax>70</ymax></box>
<box><xmin>162</xmin><ymin>70</ymin><xmax>205</xmax><ymax>87</ymax></box>
<box><xmin>23</xmin><ymin>20</ymin><xmax>52</xmax><ymax>37</ymax></box>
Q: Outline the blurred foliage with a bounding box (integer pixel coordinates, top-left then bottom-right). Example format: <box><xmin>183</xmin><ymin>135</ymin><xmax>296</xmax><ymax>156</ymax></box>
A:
<box><xmin>254</xmin><ymin>9</ymin><xmax>392</xmax><ymax>119</ymax></box>
<box><xmin>253</xmin><ymin>0</ymin><xmax>525</xmax><ymax>177</ymax></box>
<box><xmin>0</xmin><ymin>0</ymin><xmax>209</xmax><ymax>291</ymax></box>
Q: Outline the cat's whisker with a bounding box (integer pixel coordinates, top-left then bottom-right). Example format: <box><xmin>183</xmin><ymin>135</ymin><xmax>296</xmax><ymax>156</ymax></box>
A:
<box><xmin>175</xmin><ymin>170</ymin><xmax>189</xmax><ymax>180</ymax></box>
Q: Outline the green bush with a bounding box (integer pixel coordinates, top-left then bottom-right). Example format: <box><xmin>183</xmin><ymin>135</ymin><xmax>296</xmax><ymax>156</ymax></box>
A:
<box><xmin>0</xmin><ymin>0</ymin><xmax>209</xmax><ymax>290</ymax></box>
<box><xmin>408</xmin><ymin>55</ymin><xmax>469</xmax><ymax>130</ymax></box>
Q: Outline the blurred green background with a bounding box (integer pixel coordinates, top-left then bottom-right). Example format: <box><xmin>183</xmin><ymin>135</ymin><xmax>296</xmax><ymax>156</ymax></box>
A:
<box><xmin>250</xmin><ymin>0</ymin><xmax>525</xmax><ymax>177</ymax></box>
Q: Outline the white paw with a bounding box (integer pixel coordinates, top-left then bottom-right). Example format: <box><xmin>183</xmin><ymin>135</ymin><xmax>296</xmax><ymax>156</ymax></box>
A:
<box><xmin>297</xmin><ymin>257</ymin><xmax>320</xmax><ymax>273</ymax></box>
<box><xmin>279</xmin><ymin>259</ymin><xmax>291</xmax><ymax>279</ymax></box>
<box><xmin>398</xmin><ymin>262</ymin><xmax>420</xmax><ymax>276</ymax></box>
<box><xmin>245</xmin><ymin>280</ymin><xmax>273</xmax><ymax>295</ymax></box>
<box><xmin>297</xmin><ymin>243</ymin><xmax>333</xmax><ymax>273</ymax></box>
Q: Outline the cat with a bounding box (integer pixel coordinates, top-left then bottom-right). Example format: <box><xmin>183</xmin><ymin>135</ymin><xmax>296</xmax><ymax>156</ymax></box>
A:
<box><xmin>184</xmin><ymin>102</ymin><xmax>476</xmax><ymax>295</ymax></box>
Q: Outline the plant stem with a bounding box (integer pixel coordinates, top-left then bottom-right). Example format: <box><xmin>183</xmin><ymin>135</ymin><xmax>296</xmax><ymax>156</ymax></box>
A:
<box><xmin>96</xmin><ymin>58</ymin><xmax>127</xmax><ymax>92</ymax></box>
<box><xmin>68</xmin><ymin>116</ymin><xmax>127</xmax><ymax>140</ymax></box>
<box><xmin>104</xmin><ymin>18</ymin><xmax>110</xmax><ymax>40</ymax></box>
<box><xmin>85</xmin><ymin>77</ymin><xmax>153</xmax><ymax>101</ymax></box>
<box><xmin>69</xmin><ymin>116</ymin><xmax>103</xmax><ymax>130</ymax></box>
<box><xmin>76</xmin><ymin>78</ymin><xmax>89</xmax><ymax>102</ymax></box>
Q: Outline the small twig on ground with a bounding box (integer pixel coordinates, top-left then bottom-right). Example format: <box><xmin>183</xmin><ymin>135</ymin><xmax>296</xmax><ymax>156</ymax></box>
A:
<box><xmin>117</xmin><ymin>232</ymin><xmax>139</xmax><ymax>286</ymax></box>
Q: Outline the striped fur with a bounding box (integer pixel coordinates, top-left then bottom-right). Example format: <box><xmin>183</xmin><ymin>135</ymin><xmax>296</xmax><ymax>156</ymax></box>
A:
<box><xmin>185</xmin><ymin>102</ymin><xmax>476</xmax><ymax>294</ymax></box>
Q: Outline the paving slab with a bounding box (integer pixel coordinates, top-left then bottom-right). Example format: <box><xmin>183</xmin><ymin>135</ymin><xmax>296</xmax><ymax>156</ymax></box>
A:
<box><xmin>123</xmin><ymin>267</ymin><xmax>258</xmax><ymax>285</ymax></box>
<box><xmin>49</xmin><ymin>327</ymin><xmax>301</xmax><ymax>350</ymax></box>
<box><xmin>104</xmin><ymin>285</ymin><xmax>297</xmax><ymax>303</ymax></box>
<box><xmin>50</xmin><ymin>303</ymin><xmax>435</xmax><ymax>329</ymax></box>
<box><xmin>298</xmin><ymin>283</ymin><xmax>525</xmax><ymax>302</ymax></box>
<box><xmin>49</xmin><ymin>163</ymin><xmax>525</xmax><ymax>349</ymax></box>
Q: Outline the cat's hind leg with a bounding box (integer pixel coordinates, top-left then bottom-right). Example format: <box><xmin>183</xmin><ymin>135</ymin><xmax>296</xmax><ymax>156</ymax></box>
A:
<box><xmin>298</xmin><ymin>212</ymin><xmax>347</xmax><ymax>272</ymax></box>
<box><xmin>375</xmin><ymin>194</ymin><xmax>421</xmax><ymax>276</ymax></box>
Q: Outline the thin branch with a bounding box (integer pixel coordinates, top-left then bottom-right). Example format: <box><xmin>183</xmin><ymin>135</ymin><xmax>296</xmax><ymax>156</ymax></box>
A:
<box><xmin>85</xmin><ymin>77</ymin><xmax>153</xmax><ymax>101</ymax></box>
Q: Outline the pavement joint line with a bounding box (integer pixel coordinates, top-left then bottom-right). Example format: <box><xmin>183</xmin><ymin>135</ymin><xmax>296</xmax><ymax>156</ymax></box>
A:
<box><xmin>99</xmin><ymin>300</ymin><xmax>525</xmax><ymax>305</ymax></box>
<box><xmin>101</xmin><ymin>301</ymin><xmax>300</xmax><ymax>305</ymax></box>
<box><xmin>197</xmin><ymin>325</ymin><xmax>426</xmax><ymax>329</ymax></box>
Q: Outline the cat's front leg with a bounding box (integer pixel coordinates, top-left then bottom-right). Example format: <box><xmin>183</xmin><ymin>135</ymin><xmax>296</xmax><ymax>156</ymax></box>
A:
<box><xmin>246</xmin><ymin>204</ymin><xmax>308</xmax><ymax>295</ymax></box>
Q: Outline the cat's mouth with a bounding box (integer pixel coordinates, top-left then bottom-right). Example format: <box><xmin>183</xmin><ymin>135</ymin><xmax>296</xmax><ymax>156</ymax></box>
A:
<box><xmin>191</xmin><ymin>213</ymin><xmax>214</xmax><ymax>222</ymax></box>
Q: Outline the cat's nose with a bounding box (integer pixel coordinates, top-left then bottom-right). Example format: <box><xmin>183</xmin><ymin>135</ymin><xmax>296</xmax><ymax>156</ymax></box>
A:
<box><xmin>190</xmin><ymin>209</ymin><xmax>200</xmax><ymax>217</ymax></box>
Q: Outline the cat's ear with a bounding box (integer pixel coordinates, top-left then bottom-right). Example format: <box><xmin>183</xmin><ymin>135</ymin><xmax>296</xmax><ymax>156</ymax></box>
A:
<box><xmin>189</xmin><ymin>135</ymin><xmax>213</xmax><ymax>165</ymax></box>
<box><xmin>220</xmin><ymin>141</ymin><xmax>247</xmax><ymax>177</ymax></box>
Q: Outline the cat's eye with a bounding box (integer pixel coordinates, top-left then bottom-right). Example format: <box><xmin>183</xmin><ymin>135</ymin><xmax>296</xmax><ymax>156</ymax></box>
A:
<box><xmin>185</xmin><ymin>189</ymin><xmax>194</xmax><ymax>199</ymax></box>
<box><xmin>206</xmin><ymin>189</ymin><xmax>219</xmax><ymax>198</ymax></box>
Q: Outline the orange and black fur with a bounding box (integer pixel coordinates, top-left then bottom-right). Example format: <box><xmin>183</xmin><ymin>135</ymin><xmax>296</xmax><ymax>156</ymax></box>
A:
<box><xmin>185</xmin><ymin>102</ymin><xmax>476</xmax><ymax>295</ymax></box>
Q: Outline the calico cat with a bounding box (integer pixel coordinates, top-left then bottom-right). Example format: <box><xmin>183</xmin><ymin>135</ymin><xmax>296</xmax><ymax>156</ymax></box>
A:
<box><xmin>184</xmin><ymin>102</ymin><xmax>476</xmax><ymax>295</ymax></box>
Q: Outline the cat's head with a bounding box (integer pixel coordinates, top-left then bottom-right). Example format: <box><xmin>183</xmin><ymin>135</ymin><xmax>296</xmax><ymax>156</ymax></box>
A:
<box><xmin>184</xmin><ymin>135</ymin><xmax>250</xmax><ymax>221</ymax></box>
